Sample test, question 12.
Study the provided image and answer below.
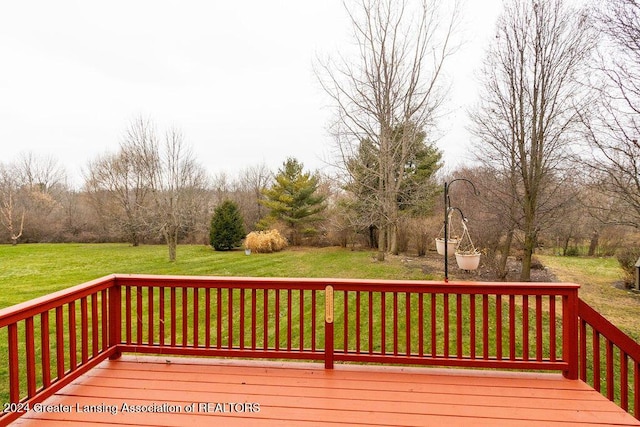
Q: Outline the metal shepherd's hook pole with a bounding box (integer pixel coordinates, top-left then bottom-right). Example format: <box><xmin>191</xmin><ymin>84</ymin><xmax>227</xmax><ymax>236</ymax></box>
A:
<box><xmin>443</xmin><ymin>179</ymin><xmax>479</xmax><ymax>283</ymax></box>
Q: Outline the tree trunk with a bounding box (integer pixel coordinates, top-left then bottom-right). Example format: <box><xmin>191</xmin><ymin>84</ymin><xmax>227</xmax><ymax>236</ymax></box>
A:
<box><xmin>389</xmin><ymin>223</ymin><xmax>398</xmax><ymax>255</ymax></box>
<box><xmin>497</xmin><ymin>229</ymin><xmax>514</xmax><ymax>280</ymax></box>
<box><xmin>562</xmin><ymin>236</ymin><xmax>570</xmax><ymax>256</ymax></box>
<box><xmin>377</xmin><ymin>227</ymin><xmax>386</xmax><ymax>261</ymax></box>
<box><xmin>520</xmin><ymin>232</ymin><xmax>536</xmax><ymax>282</ymax></box>
<box><xmin>588</xmin><ymin>230</ymin><xmax>599</xmax><ymax>256</ymax></box>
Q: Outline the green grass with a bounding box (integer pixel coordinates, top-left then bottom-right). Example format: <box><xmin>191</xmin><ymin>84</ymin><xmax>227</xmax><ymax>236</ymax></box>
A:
<box><xmin>0</xmin><ymin>244</ymin><xmax>435</xmax><ymax>309</ymax></box>
<box><xmin>537</xmin><ymin>254</ymin><xmax>640</xmax><ymax>341</ymax></box>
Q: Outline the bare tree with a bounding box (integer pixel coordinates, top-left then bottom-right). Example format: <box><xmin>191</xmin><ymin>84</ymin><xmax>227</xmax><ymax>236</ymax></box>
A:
<box><xmin>140</xmin><ymin>126</ymin><xmax>208</xmax><ymax>261</ymax></box>
<box><xmin>317</xmin><ymin>0</ymin><xmax>459</xmax><ymax>260</ymax></box>
<box><xmin>16</xmin><ymin>152</ymin><xmax>66</xmax><ymax>193</ymax></box>
<box><xmin>234</xmin><ymin>163</ymin><xmax>272</xmax><ymax>231</ymax></box>
<box><xmin>85</xmin><ymin>118</ymin><xmax>154</xmax><ymax>246</ymax></box>
<box><xmin>469</xmin><ymin>0</ymin><xmax>595</xmax><ymax>280</ymax></box>
<box><xmin>581</xmin><ymin>0</ymin><xmax>640</xmax><ymax>230</ymax></box>
<box><xmin>0</xmin><ymin>163</ymin><xmax>25</xmax><ymax>245</ymax></box>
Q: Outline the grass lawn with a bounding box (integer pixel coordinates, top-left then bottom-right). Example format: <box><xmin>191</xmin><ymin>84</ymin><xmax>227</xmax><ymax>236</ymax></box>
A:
<box><xmin>0</xmin><ymin>243</ymin><xmax>437</xmax><ymax>309</ymax></box>
<box><xmin>538</xmin><ymin>254</ymin><xmax>640</xmax><ymax>341</ymax></box>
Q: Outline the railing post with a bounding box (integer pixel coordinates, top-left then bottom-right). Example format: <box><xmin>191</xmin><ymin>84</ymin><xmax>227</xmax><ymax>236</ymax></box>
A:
<box><xmin>108</xmin><ymin>280</ymin><xmax>122</xmax><ymax>360</ymax></box>
<box><xmin>325</xmin><ymin>285</ymin><xmax>334</xmax><ymax>369</ymax></box>
<box><xmin>563</xmin><ymin>289</ymin><xmax>579</xmax><ymax>379</ymax></box>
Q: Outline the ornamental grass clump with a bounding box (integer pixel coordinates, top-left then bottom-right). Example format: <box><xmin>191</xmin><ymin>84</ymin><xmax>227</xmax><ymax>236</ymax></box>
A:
<box><xmin>244</xmin><ymin>230</ymin><xmax>288</xmax><ymax>253</ymax></box>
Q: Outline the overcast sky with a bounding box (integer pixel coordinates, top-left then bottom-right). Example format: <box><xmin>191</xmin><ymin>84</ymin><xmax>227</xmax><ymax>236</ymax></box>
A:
<box><xmin>0</xmin><ymin>1</ymin><xmax>502</xmax><ymax>186</ymax></box>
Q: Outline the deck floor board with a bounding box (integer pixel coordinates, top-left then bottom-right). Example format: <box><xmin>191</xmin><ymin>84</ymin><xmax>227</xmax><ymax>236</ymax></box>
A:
<box><xmin>10</xmin><ymin>356</ymin><xmax>640</xmax><ymax>427</ymax></box>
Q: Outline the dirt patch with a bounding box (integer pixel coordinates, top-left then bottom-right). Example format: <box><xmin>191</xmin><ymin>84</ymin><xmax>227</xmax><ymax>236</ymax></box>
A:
<box><xmin>401</xmin><ymin>251</ymin><xmax>558</xmax><ymax>282</ymax></box>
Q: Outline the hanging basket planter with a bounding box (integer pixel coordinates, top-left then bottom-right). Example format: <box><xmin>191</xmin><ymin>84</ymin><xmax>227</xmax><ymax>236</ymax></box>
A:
<box><xmin>435</xmin><ymin>238</ymin><xmax>459</xmax><ymax>256</ymax></box>
<box><xmin>454</xmin><ymin>221</ymin><xmax>481</xmax><ymax>271</ymax></box>
<box><xmin>435</xmin><ymin>212</ymin><xmax>459</xmax><ymax>256</ymax></box>
<box><xmin>455</xmin><ymin>252</ymin><xmax>481</xmax><ymax>270</ymax></box>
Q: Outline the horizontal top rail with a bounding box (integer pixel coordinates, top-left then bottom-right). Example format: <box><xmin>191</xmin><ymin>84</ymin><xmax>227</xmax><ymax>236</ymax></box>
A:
<box><xmin>0</xmin><ymin>275</ymin><xmax>116</xmax><ymax>327</ymax></box>
<box><xmin>113</xmin><ymin>273</ymin><xmax>580</xmax><ymax>293</ymax></box>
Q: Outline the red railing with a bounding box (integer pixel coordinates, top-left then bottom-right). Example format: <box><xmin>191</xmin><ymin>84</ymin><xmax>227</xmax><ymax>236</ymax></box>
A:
<box><xmin>0</xmin><ymin>275</ymin><xmax>594</xmax><ymax>425</ymax></box>
<box><xmin>578</xmin><ymin>299</ymin><xmax>640</xmax><ymax>419</ymax></box>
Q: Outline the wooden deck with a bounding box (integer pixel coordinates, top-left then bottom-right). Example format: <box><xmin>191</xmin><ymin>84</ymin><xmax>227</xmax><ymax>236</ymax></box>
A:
<box><xmin>10</xmin><ymin>356</ymin><xmax>640</xmax><ymax>427</ymax></box>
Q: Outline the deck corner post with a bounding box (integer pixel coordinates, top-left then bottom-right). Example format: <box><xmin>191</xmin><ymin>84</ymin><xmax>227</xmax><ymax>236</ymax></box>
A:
<box><xmin>563</xmin><ymin>289</ymin><xmax>579</xmax><ymax>379</ymax></box>
<box><xmin>325</xmin><ymin>285</ymin><xmax>334</xmax><ymax>369</ymax></box>
<box><xmin>108</xmin><ymin>280</ymin><xmax>122</xmax><ymax>360</ymax></box>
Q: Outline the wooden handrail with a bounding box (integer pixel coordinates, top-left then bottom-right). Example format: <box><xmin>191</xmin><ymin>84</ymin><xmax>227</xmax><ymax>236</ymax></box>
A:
<box><xmin>1</xmin><ymin>274</ymin><xmax>586</xmax><ymax>425</ymax></box>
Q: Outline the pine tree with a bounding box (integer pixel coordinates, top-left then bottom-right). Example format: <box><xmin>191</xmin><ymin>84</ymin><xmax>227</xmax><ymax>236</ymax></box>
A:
<box><xmin>210</xmin><ymin>200</ymin><xmax>245</xmax><ymax>251</ymax></box>
<box><xmin>260</xmin><ymin>158</ymin><xmax>326</xmax><ymax>245</ymax></box>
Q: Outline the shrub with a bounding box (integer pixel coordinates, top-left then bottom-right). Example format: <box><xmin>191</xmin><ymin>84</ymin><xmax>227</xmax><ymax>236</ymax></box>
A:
<box><xmin>244</xmin><ymin>230</ymin><xmax>288</xmax><ymax>253</ymax></box>
<box><xmin>210</xmin><ymin>200</ymin><xmax>245</xmax><ymax>251</ymax></box>
<box><xmin>564</xmin><ymin>246</ymin><xmax>580</xmax><ymax>257</ymax></box>
<box><xmin>616</xmin><ymin>247</ymin><xmax>640</xmax><ymax>287</ymax></box>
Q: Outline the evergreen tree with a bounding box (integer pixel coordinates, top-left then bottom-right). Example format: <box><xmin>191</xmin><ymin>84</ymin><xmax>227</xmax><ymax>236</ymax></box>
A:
<box><xmin>210</xmin><ymin>200</ymin><xmax>245</xmax><ymax>251</ymax></box>
<box><xmin>260</xmin><ymin>158</ymin><xmax>326</xmax><ymax>245</ymax></box>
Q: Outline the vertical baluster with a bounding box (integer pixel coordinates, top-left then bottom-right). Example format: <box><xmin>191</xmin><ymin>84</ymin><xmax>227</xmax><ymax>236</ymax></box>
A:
<box><xmin>26</xmin><ymin>317</ymin><xmax>36</xmax><ymax>397</ymax></box>
<box><xmin>344</xmin><ymin>290</ymin><xmax>349</xmax><ymax>353</ymax></box>
<box><xmin>634</xmin><ymin>361</ymin><xmax>639</xmax><ymax>420</ymax></box>
<box><xmin>68</xmin><ymin>301</ymin><xmax>77</xmax><ymax>370</ymax></box>
<box><xmin>170</xmin><ymin>287</ymin><xmax>177</xmax><ymax>347</ymax></box>
<box><xmin>137</xmin><ymin>287</ymin><xmax>143</xmax><ymax>345</ymax></box>
<box><xmin>81</xmin><ymin>297</ymin><xmax>88</xmax><ymax>364</ymax></box>
<box><xmin>218</xmin><ymin>288</ymin><xmax>223</xmax><ymax>349</ymax></box>
<box><xmin>275</xmin><ymin>289</ymin><xmax>280</xmax><ymax>351</ymax></box>
<box><xmin>606</xmin><ymin>339</ymin><xmax>614</xmax><ymax>400</ymax></box>
<box><xmin>621</xmin><ymin>351</ymin><xmax>629</xmax><ymax>411</ymax></box>
<box><xmin>311</xmin><ymin>290</ymin><xmax>317</xmax><ymax>352</ymax></box>
<box><xmin>430</xmin><ymin>293</ymin><xmax>436</xmax><ymax>357</ymax></box>
<box><xmin>159</xmin><ymin>287</ymin><xmax>165</xmax><ymax>347</ymax></box>
<box><xmin>228</xmin><ymin>288</ymin><xmax>233</xmax><ymax>349</ymax></box>
<box><xmin>182</xmin><ymin>288</ymin><xmax>188</xmax><ymax>347</ymax></box>
<box><xmin>368</xmin><ymin>291</ymin><xmax>373</xmax><ymax>355</ymax></box>
<box><xmin>299</xmin><ymin>289</ymin><xmax>305</xmax><ymax>351</ymax></box>
<box><xmin>456</xmin><ymin>294</ymin><xmax>462</xmax><ymax>359</ymax></box>
<box><xmin>8</xmin><ymin>323</ymin><xmax>19</xmax><ymax>402</ymax></box>
<box><xmin>193</xmin><ymin>288</ymin><xmax>199</xmax><ymax>347</ymax></box>
<box><xmin>482</xmin><ymin>294</ymin><xmax>489</xmax><ymax>360</ymax></box>
<box><xmin>381</xmin><ymin>292</ymin><xmax>386</xmax><ymax>355</ymax></box>
<box><xmin>535</xmin><ymin>295</ymin><xmax>542</xmax><ymax>362</ymax></box>
<box><xmin>443</xmin><ymin>293</ymin><xmax>449</xmax><ymax>358</ymax></box>
<box><xmin>263</xmin><ymin>289</ymin><xmax>268</xmax><ymax>351</ymax></box>
<box><xmin>56</xmin><ymin>306</ymin><xmax>64</xmax><ymax>379</ymax></box>
<box><xmin>252</xmin><ymin>289</ymin><xmax>257</xmax><ymax>350</ymax></box>
<box><xmin>393</xmin><ymin>292</ymin><xmax>398</xmax><ymax>356</ymax></box>
<box><xmin>204</xmin><ymin>288</ymin><xmax>210</xmax><ymax>348</ymax></box>
<box><xmin>41</xmin><ymin>311</ymin><xmax>51</xmax><ymax>387</ymax></box>
<box><xmin>287</xmin><ymin>289</ymin><xmax>292</xmax><ymax>352</ymax></box>
<box><xmin>470</xmin><ymin>294</ymin><xmax>476</xmax><ymax>360</ymax></box>
<box><xmin>148</xmin><ymin>287</ymin><xmax>154</xmax><ymax>346</ymax></box>
<box><xmin>101</xmin><ymin>289</ymin><xmax>108</xmax><ymax>352</ymax></box>
<box><xmin>91</xmin><ymin>294</ymin><xmax>98</xmax><ymax>357</ymax></box>
<box><xmin>240</xmin><ymin>289</ymin><xmax>246</xmax><ymax>350</ymax></box>
<box><xmin>356</xmin><ymin>291</ymin><xmax>361</xmax><ymax>354</ymax></box>
<box><xmin>550</xmin><ymin>296</ymin><xmax>556</xmax><ymax>362</ymax></box>
<box><xmin>580</xmin><ymin>318</ymin><xmax>587</xmax><ymax>381</ymax></box>
<box><xmin>405</xmin><ymin>292</ymin><xmax>411</xmax><ymax>357</ymax></box>
<box><xmin>496</xmin><ymin>295</ymin><xmax>503</xmax><ymax>360</ymax></box>
<box><xmin>593</xmin><ymin>330</ymin><xmax>601</xmax><ymax>391</ymax></box>
<box><xmin>522</xmin><ymin>295</ymin><xmax>529</xmax><ymax>361</ymax></box>
<box><xmin>126</xmin><ymin>287</ymin><xmax>132</xmax><ymax>345</ymax></box>
<box><xmin>418</xmin><ymin>293</ymin><xmax>424</xmax><ymax>357</ymax></box>
<box><xmin>509</xmin><ymin>295</ymin><xmax>515</xmax><ymax>360</ymax></box>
